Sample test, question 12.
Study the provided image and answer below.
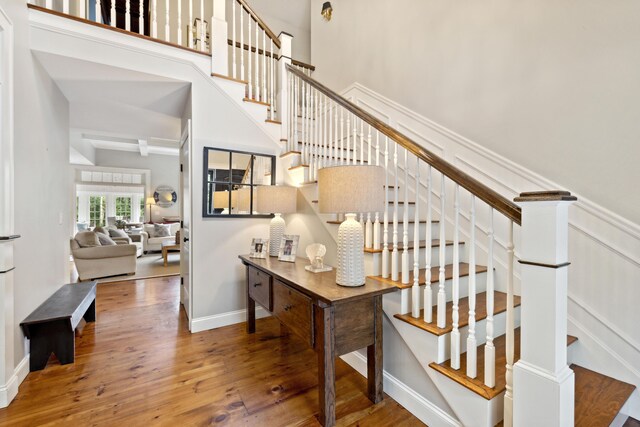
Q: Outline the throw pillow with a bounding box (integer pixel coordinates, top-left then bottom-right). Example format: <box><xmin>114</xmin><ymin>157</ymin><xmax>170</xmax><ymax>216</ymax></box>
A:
<box><xmin>75</xmin><ymin>231</ymin><xmax>101</xmax><ymax>248</ymax></box>
<box><xmin>93</xmin><ymin>226</ymin><xmax>109</xmax><ymax>235</ymax></box>
<box><xmin>154</xmin><ymin>223</ymin><xmax>172</xmax><ymax>237</ymax></box>
<box><xmin>108</xmin><ymin>228</ymin><xmax>129</xmax><ymax>239</ymax></box>
<box><xmin>96</xmin><ymin>232</ymin><xmax>116</xmax><ymax>246</ymax></box>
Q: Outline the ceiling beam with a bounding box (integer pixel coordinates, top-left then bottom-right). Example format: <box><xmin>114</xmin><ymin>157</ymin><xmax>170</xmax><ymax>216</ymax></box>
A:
<box><xmin>138</xmin><ymin>139</ymin><xmax>149</xmax><ymax>157</ymax></box>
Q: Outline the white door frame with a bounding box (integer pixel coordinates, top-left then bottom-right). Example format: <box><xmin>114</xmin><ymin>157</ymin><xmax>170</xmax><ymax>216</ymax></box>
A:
<box><xmin>0</xmin><ymin>5</ymin><xmax>17</xmax><ymax>408</ymax></box>
<box><xmin>179</xmin><ymin>119</ymin><xmax>193</xmax><ymax>328</ymax></box>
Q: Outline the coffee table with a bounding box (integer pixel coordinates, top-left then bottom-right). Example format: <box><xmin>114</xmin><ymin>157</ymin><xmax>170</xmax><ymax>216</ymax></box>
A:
<box><xmin>161</xmin><ymin>241</ymin><xmax>180</xmax><ymax>266</ymax></box>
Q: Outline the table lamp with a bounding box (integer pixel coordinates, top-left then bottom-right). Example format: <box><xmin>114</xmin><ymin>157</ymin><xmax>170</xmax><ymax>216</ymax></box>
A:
<box><xmin>213</xmin><ymin>190</ymin><xmax>235</xmax><ymax>214</ymax></box>
<box><xmin>318</xmin><ymin>165</ymin><xmax>384</xmax><ymax>287</ymax></box>
<box><xmin>256</xmin><ymin>185</ymin><xmax>297</xmax><ymax>256</ymax></box>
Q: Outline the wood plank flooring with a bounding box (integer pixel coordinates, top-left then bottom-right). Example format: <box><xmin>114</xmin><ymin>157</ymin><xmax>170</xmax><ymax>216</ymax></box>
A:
<box><xmin>0</xmin><ymin>277</ymin><xmax>423</xmax><ymax>426</ymax></box>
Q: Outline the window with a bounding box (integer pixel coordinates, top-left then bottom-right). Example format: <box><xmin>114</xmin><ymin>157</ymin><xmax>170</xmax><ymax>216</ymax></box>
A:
<box><xmin>115</xmin><ymin>196</ymin><xmax>132</xmax><ymax>220</ymax></box>
<box><xmin>89</xmin><ymin>196</ymin><xmax>106</xmax><ymax>227</ymax></box>
<box><xmin>139</xmin><ymin>198</ymin><xmax>145</xmax><ymax>222</ymax></box>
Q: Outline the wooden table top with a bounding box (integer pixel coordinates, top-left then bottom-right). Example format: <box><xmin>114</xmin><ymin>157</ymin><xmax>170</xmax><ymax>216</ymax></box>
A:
<box><xmin>239</xmin><ymin>255</ymin><xmax>397</xmax><ymax>306</ymax></box>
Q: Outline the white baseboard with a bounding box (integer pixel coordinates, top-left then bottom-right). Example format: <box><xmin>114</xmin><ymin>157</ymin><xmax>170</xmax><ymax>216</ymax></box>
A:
<box><xmin>190</xmin><ymin>307</ymin><xmax>270</xmax><ymax>333</ymax></box>
<box><xmin>340</xmin><ymin>352</ymin><xmax>462</xmax><ymax>427</ymax></box>
<box><xmin>0</xmin><ymin>354</ymin><xmax>29</xmax><ymax>408</ymax></box>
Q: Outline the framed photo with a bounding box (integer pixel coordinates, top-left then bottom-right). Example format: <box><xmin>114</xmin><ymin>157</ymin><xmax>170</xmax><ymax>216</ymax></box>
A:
<box><xmin>250</xmin><ymin>238</ymin><xmax>268</xmax><ymax>259</ymax></box>
<box><xmin>278</xmin><ymin>235</ymin><xmax>299</xmax><ymax>262</ymax></box>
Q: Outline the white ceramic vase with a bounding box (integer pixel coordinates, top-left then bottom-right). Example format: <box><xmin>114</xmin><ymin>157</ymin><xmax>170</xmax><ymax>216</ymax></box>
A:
<box><xmin>336</xmin><ymin>213</ymin><xmax>365</xmax><ymax>286</ymax></box>
<box><xmin>269</xmin><ymin>213</ymin><xmax>285</xmax><ymax>256</ymax></box>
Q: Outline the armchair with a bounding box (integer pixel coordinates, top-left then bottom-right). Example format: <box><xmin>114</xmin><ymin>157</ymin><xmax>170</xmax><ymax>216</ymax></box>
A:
<box><xmin>140</xmin><ymin>223</ymin><xmax>181</xmax><ymax>253</ymax></box>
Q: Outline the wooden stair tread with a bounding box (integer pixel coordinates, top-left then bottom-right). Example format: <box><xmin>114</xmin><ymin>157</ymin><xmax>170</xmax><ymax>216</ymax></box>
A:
<box><xmin>280</xmin><ymin>151</ymin><xmax>302</xmax><ymax>158</ymax></box>
<box><xmin>312</xmin><ymin>200</ymin><xmax>416</xmax><ymax>205</ymax></box>
<box><xmin>297</xmin><ymin>141</ymin><xmax>355</xmax><ymax>152</ymax></box>
<box><xmin>288</xmin><ymin>164</ymin><xmax>309</xmax><ymax>171</ymax></box>
<box><xmin>266</xmin><ymin>119</ymin><xmax>282</xmax><ymax>125</ymax></box>
<box><xmin>394</xmin><ymin>291</ymin><xmax>522</xmax><ymax>336</ymax></box>
<box><xmin>573</xmin><ymin>364</ymin><xmax>636</xmax><ymax>427</ymax></box>
<box><xmin>624</xmin><ymin>417</ymin><xmax>640</xmax><ymax>427</ymax></box>
<box><xmin>243</xmin><ymin>97</ymin><xmax>270</xmax><ymax>107</ymax></box>
<box><xmin>429</xmin><ymin>329</ymin><xmax>578</xmax><ymax>400</ymax></box>
<box><xmin>368</xmin><ymin>262</ymin><xmax>487</xmax><ymax>290</ymax></box>
<box><xmin>327</xmin><ymin>219</ymin><xmax>434</xmax><ymax>225</ymax></box>
<box><xmin>211</xmin><ymin>73</ymin><xmax>249</xmax><ymax>85</ymax></box>
<box><xmin>301</xmin><ymin>180</ymin><xmax>397</xmax><ymax>189</ymax></box>
<box><xmin>363</xmin><ymin>238</ymin><xmax>449</xmax><ymax>254</ymax></box>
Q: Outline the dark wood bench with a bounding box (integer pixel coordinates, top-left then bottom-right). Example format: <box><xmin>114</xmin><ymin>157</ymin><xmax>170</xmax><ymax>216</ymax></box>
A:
<box><xmin>20</xmin><ymin>281</ymin><xmax>97</xmax><ymax>371</ymax></box>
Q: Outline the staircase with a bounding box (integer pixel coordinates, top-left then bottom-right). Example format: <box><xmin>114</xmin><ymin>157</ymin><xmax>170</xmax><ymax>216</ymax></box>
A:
<box><xmin>28</xmin><ymin>0</ymin><xmax>639</xmax><ymax>425</ymax></box>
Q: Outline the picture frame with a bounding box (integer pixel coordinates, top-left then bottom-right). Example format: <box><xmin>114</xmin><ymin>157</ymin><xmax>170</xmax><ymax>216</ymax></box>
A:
<box><xmin>278</xmin><ymin>234</ymin><xmax>300</xmax><ymax>262</ymax></box>
<box><xmin>250</xmin><ymin>238</ymin><xmax>269</xmax><ymax>259</ymax></box>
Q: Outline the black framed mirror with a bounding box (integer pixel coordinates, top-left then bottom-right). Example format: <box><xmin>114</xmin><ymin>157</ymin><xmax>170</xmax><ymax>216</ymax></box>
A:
<box><xmin>203</xmin><ymin>147</ymin><xmax>276</xmax><ymax>218</ymax></box>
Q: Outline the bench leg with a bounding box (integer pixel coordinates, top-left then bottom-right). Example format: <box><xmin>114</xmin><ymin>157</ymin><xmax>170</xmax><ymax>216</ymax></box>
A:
<box><xmin>29</xmin><ymin>321</ymin><xmax>75</xmax><ymax>371</ymax></box>
<box><xmin>84</xmin><ymin>299</ymin><xmax>96</xmax><ymax>323</ymax></box>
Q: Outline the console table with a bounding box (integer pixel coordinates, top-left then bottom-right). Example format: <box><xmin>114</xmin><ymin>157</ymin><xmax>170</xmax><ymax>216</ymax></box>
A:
<box><xmin>239</xmin><ymin>255</ymin><xmax>397</xmax><ymax>426</ymax></box>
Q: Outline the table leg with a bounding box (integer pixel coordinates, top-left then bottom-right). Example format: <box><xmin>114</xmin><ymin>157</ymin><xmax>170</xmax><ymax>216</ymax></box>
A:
<box><xmin>246</xmin><ymin>267</ymin><xmax>256</xmax><ymax>334</ymax></box>
<box><xmin>315</xmin><ymin>305</ymin><xmax>336</xmax><ymax>426</ymax></box>
<box><xmin>162</xmin><ymin>247</ymin><xmax>168</xmax><ymax>267</ymax></box>
<box><xmin>367</xmin><ymin>295</ymin><xmax>383</xmax><ymax>403</ymax></box>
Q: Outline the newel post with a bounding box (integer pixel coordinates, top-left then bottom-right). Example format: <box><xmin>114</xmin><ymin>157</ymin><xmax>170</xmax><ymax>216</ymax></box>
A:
<box><xmin>277</xmin><ymin>32</ymin><xmax>293</xmax><ymax>141</ymax></box>
<box><xmin>210</xmin><ymin>0</ymin><xmax>228</xmax><ymax>76</ymax></box>
<box><xmin>513</xmin><ymin>191</ymin><xmax>577</xmax><ymax>427</ymax></box>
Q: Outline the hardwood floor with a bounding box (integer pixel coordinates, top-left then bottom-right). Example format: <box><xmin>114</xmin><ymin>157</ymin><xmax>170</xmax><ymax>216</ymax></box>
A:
<box><xmin>0</xmin><ymin>277</ymin><xmax>423</xmax><ymax>426</ymax></box>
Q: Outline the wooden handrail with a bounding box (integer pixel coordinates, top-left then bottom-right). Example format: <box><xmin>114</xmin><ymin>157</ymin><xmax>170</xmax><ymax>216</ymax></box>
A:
<box><xmin>286</xmin><ymin>64</ymin><xmax>522</xmax><ymax>225</ymax></box>
<box><xmin>291</xmin><ymin>59</ymin><xmax>316</xmax><ymax>72</ymax></box>
<box><xmin>236</xmin><ymin>0</ymin><xmax>281</xmax><ymax>49</ymax></box>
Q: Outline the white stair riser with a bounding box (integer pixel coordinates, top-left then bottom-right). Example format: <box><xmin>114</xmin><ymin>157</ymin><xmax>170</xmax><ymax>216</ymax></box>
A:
<box><xmin>211</xmin><ymin>77</ymin><xmax>246</xmax><ymax>100</ymax></box>
<box><xmin>377</xmin><ymin>241</ymin><xmax>460</xmax><ymax>270</ymax></box>
<box><xmin>263</xmin><ymin>120</ymin><xmax>281</xmax><ymax>141</ymax></box>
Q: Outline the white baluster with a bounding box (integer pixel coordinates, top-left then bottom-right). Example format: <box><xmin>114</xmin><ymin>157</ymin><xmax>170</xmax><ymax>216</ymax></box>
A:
<box><xmin>254</xmin><ymin>20</ymin><xmax>259</xmax><ymax>97</ymax></box>
<box><xmin>199</xmin><ymin>0</ymin><xmax>205</xmax><ymax>51</ymax></box>
<box><xmin>466</xmin><ymin>195</ymin><xmax>477</xmax><ymax>378</ymax></box>
<box><xmin>164</xmin><ymin>0</ymin><xmax>170</xmax><ymax>41</ymax></box>
<box><xmin>366</xmin><ymin>125</ymin><xmax>373</xmax><ymax>248</ymax></box>
<box><xmin>334</xmin><ymin>102</ymin><xmax>339</xmax><ymax>165</ymax></box>
<box><xmin>287</xmin><ymin>73</ymin><xmax>292</xmax><ymax>151</ymax></box>
<box><xmin>345</xmin><ymin>116</ymin><xmax>351</xmax><ymax>165</ymax></box>
<box><xmin>151</xmin><ymin>0</ymin><xmax>157</xmax><ymax>37</ymax></box>
<box><xmin>373</xmin><ymin>132</ymin><xmax>381</xmax><ymax>251</ymax></box>
<box><xmin>261</xmin><ymin>30</ymin><xmax>266</xmax><ymax>102</ymax></box>
<box><xmin>231</xmin><ymin>1</ymin><xmax>236</xmax><ymax>75</ymax></box>
<box><xmin>423</xmin><ymin>165</ymin><xmax>433</xmax><ymax>323</ymax></box>
<box><xmin>45</xmin><ymin>0</ymin><xmax>53</xmax><ymax>10</ymax></box>
<box><xmin>391</xmin><ymin>142</ymin><xmax>399</xmax><ymax>282</ymax></box>
<box><xmin>63</xmin><ymin>0</ymin><xmax>69</xmax><ymax>14</ymax></box>
<box><xmin>177</xmin><ymin>0</ymin><xmax>182</xmax><ymax>45</ymax></box>
<box><xmin>247</xmin><ymin>18</ymin><xmax>253</xmax><ymax>99</ymax></box>
<box><xmin>360</xmin><ymin>121</ymin><xmax>364</xmax><ymax>165</ymax></box>
<box><xmin>270</xmin><ymin>40</ymin><xmax>275</xmax><ymax>118</ymax></box>
<box><xmin>79</xmin><ymin>0</ymin><xmax>86</xmax><ymax>19</ymax></box>
<box><xmin>451</xmin><ymin>184</ymin><xmax>461</xmax><ymax>368</ymax></box>
<box><xmin>401</xmin><ymin>148</ymin><xmax>409</xmax><ymax>285</ymax></box>
<box><xmin>484</xmin><ymin>208</ymin><xmax>495</xmax><ymax>387</ymax></box>
<box><xmin>96</xmin><ymin>0</ymin><xmax>102</xmax><ymax>23</ymax></box>
<box><xmin>340</xmin><ymin>109</ymin><xmax>345</xmax><ymax>166</ymax></box>
<box><xmin>125</xmin><ymin>0</ymin><xmax>131</xmax><ymax>31</ymax></box>
<box><xmin>111</xmin><ymin>0</ymin><xmax>116</xmax><ymax>27</ymax></box>
<box><xmin>239</xmin><ymin>6</ymin><xmax>243</xmax><ymax>79</ymax></box>
<box><xmin>382</xmin><ymin>136</ymin><xmax>390</xmax><ymax>279</ymax></box>
<box><xmin>411</xmin><ymin>157</ymin><xmax>420</xmax><ymax>317</ymax></box>
<box><xmin>301</xmin><ymin>81</ymin><xmax>306</xmax><ymax>161</ymax></box>
<box><xmin>437</xmin><ymin>175</ymin><xmax>446</xmax><ymax>328</ymax></box>
<box><xmin>328</xmin><ymin>100</ymin><xmax>333</xmax><ymax>166</ymax></box>
<box><xmin>138</xmin><ymin>0</ymin><xmax>144</xmax><ymax>35</ymax></box>
<box><xmin>504</xmin><ymin>222</ymin><xmax>515</xmax><ymax>427</ymax></box>
<box><xmin>293</xmin><ymin>75</ymin><xmax>299</xmax><ymax>151</ymax></box>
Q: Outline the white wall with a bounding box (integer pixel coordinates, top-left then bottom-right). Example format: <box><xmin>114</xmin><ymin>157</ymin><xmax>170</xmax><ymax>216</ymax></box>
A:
<box><xmin>94</xmin><ymin>149</ymin><xmax>181</xmax><ymax>220</ymax></box>
<box><xmin>310</xmin><ymin>0</ymin><xmax>640</xmax><ymax>225</ymax></box>
<box><xmin>1</xmin><ymin>0</ymin><xmax>71</xmax><ymax>370</ymax></box>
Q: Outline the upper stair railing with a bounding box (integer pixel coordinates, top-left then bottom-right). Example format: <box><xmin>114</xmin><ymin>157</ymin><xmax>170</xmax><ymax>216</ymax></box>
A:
<box><xmin>285</xmin><ymin>64</ymin><xmax>576</xmax><ymax>426</ymax></box>
<box><xmin>28</xmin><ymin>0</ymin><xmax>213</xmax><ymax>54</ymax></box>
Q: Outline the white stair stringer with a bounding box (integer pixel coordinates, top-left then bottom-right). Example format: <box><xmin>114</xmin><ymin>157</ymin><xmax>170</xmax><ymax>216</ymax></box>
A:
<box><xmin>210</xmin><ymin>75</ymin><xmax>281</xmax><ymax>142</ymax></box>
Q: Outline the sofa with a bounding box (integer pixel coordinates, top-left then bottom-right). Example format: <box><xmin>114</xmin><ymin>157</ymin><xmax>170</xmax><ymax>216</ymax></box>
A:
<box><xmin>70</xmin><ymin>232</ymin><xmax>137</xmax><ymax>281</ymax></box>
<box><xmin>94</xmin><ymin>226</ymin><xmax>143</xmax><ymax>257</ymax></box>
<box><xmin>140</xmin><ymin>222</ymin><xmax>180</xmax><ymax>253</ymax></box>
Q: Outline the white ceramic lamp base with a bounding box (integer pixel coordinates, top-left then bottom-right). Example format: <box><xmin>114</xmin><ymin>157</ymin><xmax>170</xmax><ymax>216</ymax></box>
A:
<box><xmin>269</xmin><ymin>213</ymin><xmax>285</xmax><ymax>257</ymax></box>
<box><xmin>336</xmin><ymin>213</ymin><xmax>365</xmax><ymax>287</ymax></box>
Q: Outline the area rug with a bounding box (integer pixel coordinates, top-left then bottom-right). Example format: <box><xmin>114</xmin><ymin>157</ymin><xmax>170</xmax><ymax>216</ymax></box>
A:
<box><xmin>90</xmin><ymin>252</ymin><xmax>180</xmax><ymax>284</ymax></box>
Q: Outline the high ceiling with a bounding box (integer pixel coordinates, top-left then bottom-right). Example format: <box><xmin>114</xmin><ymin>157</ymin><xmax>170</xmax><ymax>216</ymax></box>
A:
<box><xmin>34</xmin><ymin>52</ymin><xmax>191</xmax><ymax>161</ymax></box>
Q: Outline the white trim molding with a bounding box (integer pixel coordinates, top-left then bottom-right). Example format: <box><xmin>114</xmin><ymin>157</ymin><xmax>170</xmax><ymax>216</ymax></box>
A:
<box><xmin>0</xmin><ymin>354</ymin><xmax>28</xmax><ymax>409</ymax></box>
<box><xmin>340</xmin><ymin>351</ymin><xmax>462</xmax><ymax>427</ymax></box>
<box><xmin>190</xmin><ymin>307</ymin><xmax>271</xmax><ymax>333</ymax></box>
